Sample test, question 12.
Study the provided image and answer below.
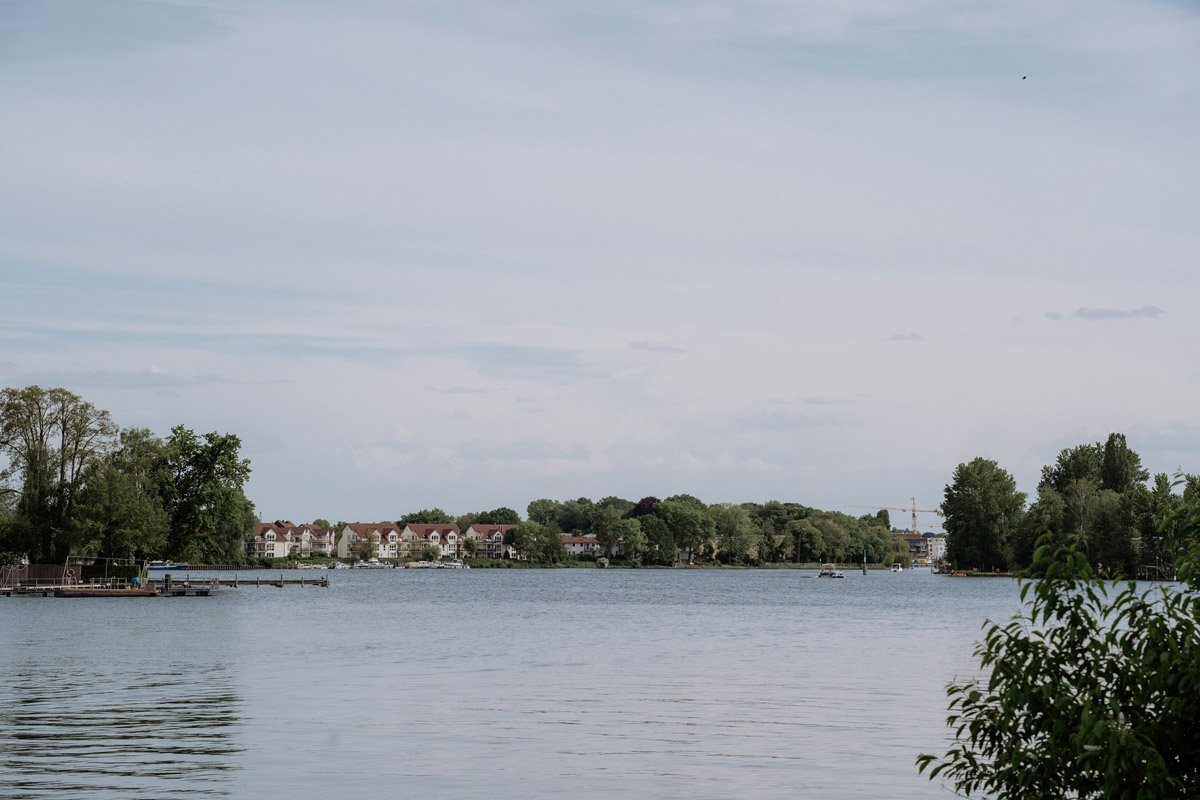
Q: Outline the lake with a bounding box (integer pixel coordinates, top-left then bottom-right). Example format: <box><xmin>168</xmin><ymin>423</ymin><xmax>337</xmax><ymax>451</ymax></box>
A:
<box><xmin>0</xmin><ymin>567</ymin><xmax>1025</xmax><ymax>799</ymax></box>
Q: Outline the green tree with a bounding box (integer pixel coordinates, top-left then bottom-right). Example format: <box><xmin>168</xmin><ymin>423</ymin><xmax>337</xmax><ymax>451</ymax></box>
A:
<box><xmin>707</xmin><ymin>503</ymin><xmax>756</xmax><ymax>564</ymax></box>
<box><xmin>1100</xmin><ymin>432</ymin><xmax>1149</xmax><ymax>494</ymax></box>
<box><xmin>312</xmin><ymin>518</ymin><xmax>332</xmax><ymax>529</ymax></box>
<box><xmin>943</xmin><ymin>457</ymin><xmax>1026</xmax><ymax>571</ymax></box>
<box><xmin>592</xmin><ymin>505</ymin><xmax>623</xmax><ymax>557</ymax></box>
<box><xmin>420</xmin><ymin>543</ymin><xmax>441</xmax><ymax>562</ymax></box>
<box><xmin>597</xmin><ymin>495</ymin><xmax>635</xmax><ymax>517</ymax></box>
<box><xmin>639</xmin><ymin>514</ymin><xmax>674</xmax><ymax>565</ymax></box>
<box><xmin>785</xmin><ymin>518</ymin><xmax>824</xmax><ymax>563</ymax></box>
<box><xmin>74</xmin><ymin>427</ymin><xmax>170</xmax><ymax>559</ymax></box>
<box><xmin>1040</xmin><ymin>442</ymin><xmax>1103</xmax><ymax>494</ymax></box>
<box><xmin>161</xmin><ymin>426</ymin><xmax>254</xmax><ymax>564</ymax></box>
<box><xmin>510</xmin><ymin>520</ymin><xmax>563</xmax><ymax>563</ymax></box>
<box><xmin>658</xmin><ymin>500</ymin><xmax>714</xmax><ymax>562</ymax></box>
<box><xmin>620</xmin><ymin>517</ymin><xmax>646</xmax><ymax>562</ymax></box>
<box><xmin>477</xmin><ymin>506</ymin><xmax>520</xmax><ymax>526</ymax></box>
<box><xmin>398</xmin><ymin>508</ymin><xmax>453</xmax><ymax>525</ymax></box>
<box><xmin>0</xmin><ymin>386</ymin><xmax>117</xmax><ymax>561</ymax></box>
<box><xmin>526</xmin><ymin>498</ymin><xmax>560</xmax><ymax>526</ymax></box>
<box><xmin>555</xmin><ymin>497</ymin><xmax>595</xmax><ymax>535</ymax></box>
<box><xmin>918</xmin><ymin>490</ymin><xmax>1200</xmax><ymax>797</ymax></box>
<box><xmin>461</xmin><ymin>537</ymin><xmax>478</xmax><ymax>559</ymax></box>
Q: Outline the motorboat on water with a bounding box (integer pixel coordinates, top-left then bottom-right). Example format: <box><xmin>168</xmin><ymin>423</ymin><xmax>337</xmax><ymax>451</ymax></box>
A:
<box><xmin>329</xmin><ymin>561</ymin><xmax>351</xmax><ymax>569</ymax></box>
<box><xmin>147</xmin><ymin>560</ymin><xmax>188</xmax><ymax>570</ymax></box>
<box><xmin>353</xmin><ymin>558</ymin><xmax>390</xmax><ymax>569</ymax></box>
<box><xmin>891</xmin><ymin>563</ymin><xmax>904</xmax><ymax>573</ymax></box>
<box><xmin>818</xmin><ymin>564</ymin><xmax>840</xmax><ymax>578</ymax></box>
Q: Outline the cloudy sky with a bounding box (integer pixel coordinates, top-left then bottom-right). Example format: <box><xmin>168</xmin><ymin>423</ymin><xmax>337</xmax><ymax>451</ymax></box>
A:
<box><xmin>2</xmin><ymin>0</ymin><xmax>1197</xmax><ymax>525</ymax></box>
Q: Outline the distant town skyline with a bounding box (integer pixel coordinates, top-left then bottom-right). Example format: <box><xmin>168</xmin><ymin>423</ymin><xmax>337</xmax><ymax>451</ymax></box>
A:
<box><xmin>3</xmin><ymin>0</ymin><xmax>1197</xmax><ymax>523</ymax></box>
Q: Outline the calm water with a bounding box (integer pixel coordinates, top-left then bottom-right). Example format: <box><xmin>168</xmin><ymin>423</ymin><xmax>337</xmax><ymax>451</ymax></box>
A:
<box><xmin>1</xmin><ymin>568</ymin><xmax>1025</xmax><ymax>799</ymax></box>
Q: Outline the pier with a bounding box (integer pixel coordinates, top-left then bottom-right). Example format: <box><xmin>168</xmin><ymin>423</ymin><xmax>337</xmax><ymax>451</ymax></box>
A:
<box><xmin>2</xmin><ymin>565</ymin><xmax>329</xmax><ymax>597</ymax></box>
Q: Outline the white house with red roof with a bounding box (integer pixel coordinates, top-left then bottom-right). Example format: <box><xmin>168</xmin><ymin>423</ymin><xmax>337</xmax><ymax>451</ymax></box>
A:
<box><xmin>463</xmin><ymin>524</ymin><xmax>513</xmax><ymax>559</ymax></box>
<box><xmin>336</xmin><ymin>523</ymin><xmax>402</xmax><ymax>560</ymax></box>
<box><xmin>248</xmin><ymin>521</ymin><xmax>337</xmax><ymax>559</ymax></box>
<box><xmin>400</xmin><ymin>523</ymin><xmax>461</xmax><ymax>558</ymax></box>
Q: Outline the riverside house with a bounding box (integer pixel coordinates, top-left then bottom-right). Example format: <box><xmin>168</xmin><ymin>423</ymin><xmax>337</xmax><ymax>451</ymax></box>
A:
<box><xmin>335</xmin><ymin>523</ymin><xmax>403</xmax><ymax>560</ymax></box>
<box><xmin>400</xmin><ymin>523</ymin><xmax>462</xmax><ymax>559</ymax></box>
<box><xmin>463</xmin><ymin>524</ymin><xmax>513</xmax><ymax>559</ymax></box>
<box><xmin>249</xmin><ymin>521</ymin><xmax>335</xmax><ymax>559</ymax></box>
<box><xmin>562</xmin><ymin>534</ymin><xmax>601</xmax><ymax>557</ymax></box>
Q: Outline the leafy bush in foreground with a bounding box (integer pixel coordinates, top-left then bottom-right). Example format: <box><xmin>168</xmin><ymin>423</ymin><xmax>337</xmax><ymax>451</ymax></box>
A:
<box><xmin>918</xmin><ymin>494</ymin><xmax>1200</xmax><ymax>798</ymax></box>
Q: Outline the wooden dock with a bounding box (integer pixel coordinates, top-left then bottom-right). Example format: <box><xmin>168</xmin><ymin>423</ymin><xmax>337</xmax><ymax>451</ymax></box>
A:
<box><xmin>147</xmin><ymin>574</ymin><xmax>328</xmax><ymax>590</ymax></box>
<box><xmin>3</xmin><ymin>573</ymin><xmax>328</xmax><ymax>597</ymax></box>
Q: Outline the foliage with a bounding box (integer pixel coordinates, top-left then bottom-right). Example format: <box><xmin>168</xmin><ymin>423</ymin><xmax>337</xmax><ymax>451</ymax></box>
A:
<box><xmin>597</xmin><ymin>495</ymin><xmax>635</xmax><ymax>517</ymax></box>
<box><xmin>526</xmin><ymin>498</ymin><xmax>559</xmax><ymax>526</ymax></box>
<box><xmin>398</xmin><ymin>508</ymin><xmax>453</xmax><ymax>525</ymax></box>
<box><xmin>420</xmin><ymin>543</ymin><xmax>441</xmax><ymax>562</ymax></box>
<box><xmin>657</xmin><ymin>500</ymin><xmax>714</xmax><ymax>561</ymax></box>
<box><xmin>509</xmin><ymin>520</ymin><xmax>564</xmax><ymax>563</ymax></box>
<box><xmin>0</xmin><ymin>385</ymin><xmax>117</xmax><ymax>561</ymax></box>
<box><xmin>918</xmin><ymin>507</ymin><xmax>1200</xmax><ymax>798</ymax></box>
<box><xmin>161</xmin><ymin>426</ymin><xmax>255</xmax><ymax>564</ymax></box>
<box><xmin>476</xmin><ymin>506</ymin><xmax>520</xmax><ymax>526</ymax></box>
<box><xmin>629</xmin><ymin>496</ymin><xmax>662</xmax><ymax>518</ymax></box>
<box><xmin>707</xmin><ymin>503</ymin><xmax>757</xmax><ymax>564</ymax></box>
<box><xmin>1016</xmin><ymin>434</ymin><xmax>1154</xmax><ymax>575</ymax></box>
<box><xmin>943</xmin><ymin>457</ymin><xmax>1026</xmax><ymax>571</ymax></box>
<box><xmin>555</xmin><ymin>497</ymin><xmax>595</xmax><ymax>535</ymax></box>
<box><xmin>620</xmin><ymin>517</ymin><xmax>646</xmax><ymax>562</ymax></box>
<box><xmin>591</xmin><ymin>505</ymin><xmax>621</xmax><ymax>556</ymax></box>
<box><xmin>639</xmin><ymin>514</ymin><xmax>674</xmax><ymax>565</ymax></box>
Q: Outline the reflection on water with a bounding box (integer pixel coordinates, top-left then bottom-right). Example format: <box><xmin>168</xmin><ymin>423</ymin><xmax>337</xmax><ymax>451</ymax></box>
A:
<box><xmin>0</xmin><ymin>664</ymin><xmax>241</xmax><ymax>799</ymax></box>
<box><xmin>0</xmin><ymin>599</ymin><xmax>243</xmax><ymax>800</ymax></box>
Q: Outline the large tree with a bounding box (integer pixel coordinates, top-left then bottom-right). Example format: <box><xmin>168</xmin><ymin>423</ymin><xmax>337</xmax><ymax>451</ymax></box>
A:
<box><xmin>707</xmin><ymin>503</ymin><xmax>757</xmax><ymax>564</ymax></box>
<box><xmin>398</xmin><ymin>508</ymin><xmax>453</xmax><ymax>525</ymax></box>
<box><xmin>0</xmin><ymin>386</ymin><xmax>116</xmax><ymax>561</ymax></box>
<box><xmin>943</xmin><ymin>457</ymin><xmax>1026</xmax><ymax>571</ymax></box>
<box><xmin>161</xmin><ymin>426</ymin><xmax>254</xmax><ymax>564</ymax></box>
<box><xmin>74</xmin><ymin>427</ymin><xmax>170</xmax><ymax>560</ymax></box>
<box><xmin>592</xmin><ymin>505</ymin><xmax>623</xmax><ymax>557</ymax></box>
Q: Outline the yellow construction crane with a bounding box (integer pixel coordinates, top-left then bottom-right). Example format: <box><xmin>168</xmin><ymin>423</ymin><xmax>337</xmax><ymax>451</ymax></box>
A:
<box><xmin>845</xmin><ymin>497</ymin><xmax>943</xmax><ymax>537</ymax></box>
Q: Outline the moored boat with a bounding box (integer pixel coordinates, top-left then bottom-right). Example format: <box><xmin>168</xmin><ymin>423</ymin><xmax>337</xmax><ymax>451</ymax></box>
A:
<box><xmin>147</xmin><ymin>560</ymin><xmax>188</xmax><ymax>570</ymax></box>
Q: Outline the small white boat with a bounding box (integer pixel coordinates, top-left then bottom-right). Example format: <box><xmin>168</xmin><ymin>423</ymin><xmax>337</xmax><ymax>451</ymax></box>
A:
<box><xmin>891</xmin><ymin>563</ymin><xmax>904</xmax><ymax>573</ymax></box>
<box><xmin>329</xmin><ymin>561</ymin><xmax>351</xmax><ymax>570</ymax></box>
<box><xmin>818</xmin><ymin>564</ymin><xmax>839</xmax><ymax>577</ymax></box>
<box><xmin>353</xmin><ymin>558</ymin><xmax>390</xmax><ymax>569</ymax></box>
<box><xmin>147</xmin><ymin>560</ymin><xmax>188</xmax><ymax>570</ymax></box>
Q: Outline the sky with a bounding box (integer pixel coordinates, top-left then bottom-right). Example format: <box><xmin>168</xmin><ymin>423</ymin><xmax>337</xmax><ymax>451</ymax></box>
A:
<box><xmin>2</xmin><ymin>0</ymin><xmax>1198</xmax><ymax>526</ymax></box>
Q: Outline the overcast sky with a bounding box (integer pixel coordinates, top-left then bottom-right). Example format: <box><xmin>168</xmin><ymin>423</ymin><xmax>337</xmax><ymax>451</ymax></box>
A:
<box><xmin>2</xmin><ymin>0</ymin><xmax>1197</xmax><ymax>525</ymax></box>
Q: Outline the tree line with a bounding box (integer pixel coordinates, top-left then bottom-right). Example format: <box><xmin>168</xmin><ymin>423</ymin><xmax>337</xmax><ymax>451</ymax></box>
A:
<box><xmin>0</xmin><ymin>386</ymin><xmax>256</xmax><ymax>565</ymax></box>
<box><xmin>943</xmin><ymin>432</ymin><xmax>1197</xmax><ymax>577</ymax></box>
<box><xmin>362</xmin><ymin>495</ymin><xmax>911</xmax><ymax>566</ymax></box>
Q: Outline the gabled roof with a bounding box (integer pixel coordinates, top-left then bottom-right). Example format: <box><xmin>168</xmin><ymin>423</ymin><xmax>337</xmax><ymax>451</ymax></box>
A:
<box><xmin>403</xmin><ymin>523</ymin><xmax>461</xmax><ymax>535</ymax></box>
<box><xmin>345</xmin><ymin>522</ymin><xmax>401</xmax><ymax>536</ymax></box>
<box><xmin>466</xmin><ymin>524</ymin><xmax>516</xmax><ymax>535</ymax></box>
